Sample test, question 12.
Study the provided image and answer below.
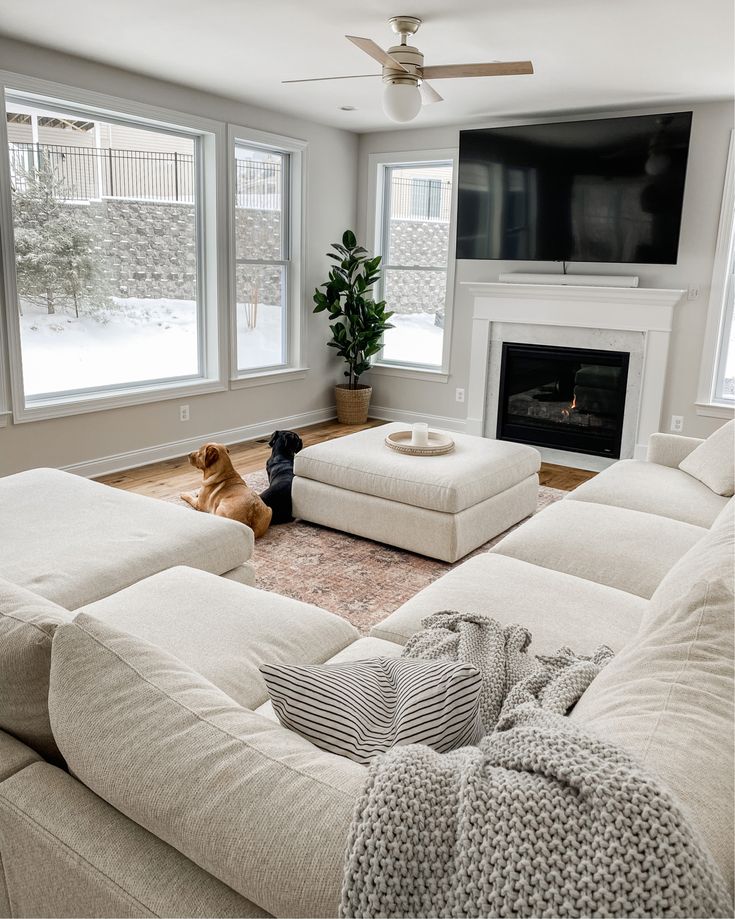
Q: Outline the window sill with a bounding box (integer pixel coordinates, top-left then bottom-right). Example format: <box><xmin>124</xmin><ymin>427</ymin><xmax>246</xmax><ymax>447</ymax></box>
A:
<box><xmin>369</xmin><ymin>364</ymin><xmax>449</xmax><ymax>384</ymax></box>
<box><xmin>230</xmin><ymin>367</ymin><xmax>308</xmax><ymax>389</ymax></box>
<box><xmin>13</xmin><ymin>377</ymin><xmax>227</xmax><ymax>424</ymax></box>
<box><xmin>695</xmin><ymin>401</ymin><xmax>735</xmax><ymax>419</ymax></box>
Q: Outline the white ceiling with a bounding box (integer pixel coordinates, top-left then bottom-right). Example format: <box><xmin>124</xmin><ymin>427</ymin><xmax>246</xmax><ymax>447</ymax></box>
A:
<box><xmin>0</xmin><ymin>0</ymin><xmax>732</xmax><ymax>133</ymax></box>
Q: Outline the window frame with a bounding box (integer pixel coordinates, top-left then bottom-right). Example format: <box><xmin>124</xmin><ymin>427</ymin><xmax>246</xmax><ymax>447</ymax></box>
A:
<box><xmin>696</xmin><ymin>128</ymin><xmax>735</xmax><ymax>418</ymax></box>
<box><xmin>227</xmin><ymin>124</ymin><xmax>307</xmax><ymax>387</ymax></box>
<box><xmin>367</xmin><ymin>148</ymin><xmax>458</xmax><ymax>381</ymax></box>
<box><xmin>0</xmin><ymin>72</ymin><xmax>227</xmax><ymax>423</ymax></box>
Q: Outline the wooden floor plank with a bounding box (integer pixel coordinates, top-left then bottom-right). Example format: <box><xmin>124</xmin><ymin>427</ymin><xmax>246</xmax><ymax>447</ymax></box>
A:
<box><xmin>97</xmin><ymin>418</ymin><xmax>595</xmax><ymax>497</ymax></box>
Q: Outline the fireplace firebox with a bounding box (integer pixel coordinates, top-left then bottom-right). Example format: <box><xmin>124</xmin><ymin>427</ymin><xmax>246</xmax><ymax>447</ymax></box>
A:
<box><xmin>497</xmin><ymin>343</ymin><xmax>629</xmax><ymax>458</ymax></box>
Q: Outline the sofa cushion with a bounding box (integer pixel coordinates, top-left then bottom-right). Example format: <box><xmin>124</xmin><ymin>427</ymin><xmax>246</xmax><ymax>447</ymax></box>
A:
<box><xmin>0</xmin><ymin>763</ymin><xmax>268</xmax><ymax>918</ymax></box>
<box><xmin>491</xmin><ymin>500</ymin><xmax>706</xmax><ymax>598</ymax></box>
<box><xmin>679</xmin><ymin>419</ymin><xmax>735</xmax><ymax>497</ymax></box>
<box><xmin>566</xmin><ymin>459</ymin><xmax>728</xmax><ymax>527</ymax></box>
<box><xmin>79</xmin><ymin>566</ymin><xmax>359</xmax><ymax>710</ymax></box>
<box><xmin>261</xmin><ymin>657</ymin><xmax>482</xmax><ymax>764</ymax></box>
<box><xmin>48</xmin><ymin>614</ymin><xmax>363</xmax><ymax>919</ymax></box>
<box><xmin>571</xmin><ymin>501</ymin><xmax>734</xmax><ymax>894</ymax></box>
<box><xmin>0</xmin><ymin>578</ymin><xmax>72</xmax><ymax>764</ymax></box>
<box><xmin>371</xmin><ymin>553</ymin><xmax>646</xmax><ymax>652</ymax></box>
<box><xmin>0</xmin><ymin>468</ymin><xmax>254</xmax><ymax>609</ymax></box>
<box><xmin>0</xmin><ymin>730</ymin><xmax>42</xmax><ymax>783</ymax></box>
<box><xmin>294</xmin><ymin>422</ymin><xmax>540</xmax><ymax>513</ymax></box>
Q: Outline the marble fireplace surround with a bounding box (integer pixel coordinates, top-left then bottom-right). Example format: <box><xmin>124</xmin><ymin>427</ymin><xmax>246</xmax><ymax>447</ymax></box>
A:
<box><xmin>462</xmin><ymin>282</ymin><xmax>685</xmax><ymax>468</ymax></box>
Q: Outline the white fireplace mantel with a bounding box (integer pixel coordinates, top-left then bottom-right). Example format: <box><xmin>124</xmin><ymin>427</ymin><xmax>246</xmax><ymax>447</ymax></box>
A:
<box><xmin>462</xmin><ymin>282</ymin><xmax>685</xmax><ymax>464</ymax></box>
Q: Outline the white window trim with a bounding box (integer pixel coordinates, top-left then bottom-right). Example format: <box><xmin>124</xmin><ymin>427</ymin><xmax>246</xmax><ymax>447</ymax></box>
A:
<box><xmin>696</xmin><ymin>129</ymin><xmax>735</xmax><ymax>417</ymax></box>
<box><xmin>0</xmin><ymin>71</ymin><xmax>228</xmax><ymax>423</ymax></box>
<box><xmin>366</xmin><ymin>148</ymin><xmax>458</xmax><ymax>379</ymax></box>
<box><xmin>227</xmin><ymin>124</ymin><xmax>307</xmax><ymax>383</ymax></box>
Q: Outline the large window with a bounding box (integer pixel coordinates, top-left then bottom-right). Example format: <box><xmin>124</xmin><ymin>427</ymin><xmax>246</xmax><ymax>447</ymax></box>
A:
<box><xmin>698</xmin><ymin>131</ymin><xmax>735</xmax><ymax>413</ymax></box>
<box><xmin>2</xmin><ymin>90</ymin><xmax>214</xmax><ymax>415</ymax></box>
<box><xmin>234</xmin><ymin>143</ymin><xmax>288</xmax><ymax>372</ymax></box>
<box><xmin>712</xmin><ymin>239</ymin><xmax>735</xmax><ymax>403</ymax></box>
<box><xmin>376</xmin><ymin>160</ymin><xmax>453</xmax><ymax>369</ymax></box>
<box><xmin>231</xmin><ymin>132</ymin><xmax>303</xmax><ymax>378</ymax></box>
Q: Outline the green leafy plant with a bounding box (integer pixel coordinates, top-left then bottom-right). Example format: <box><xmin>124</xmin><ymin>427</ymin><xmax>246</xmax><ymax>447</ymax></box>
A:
<box><xmin>313</xmin><ymin>230</ymin><xmax>394</xmax><ymax>388</ymax></box>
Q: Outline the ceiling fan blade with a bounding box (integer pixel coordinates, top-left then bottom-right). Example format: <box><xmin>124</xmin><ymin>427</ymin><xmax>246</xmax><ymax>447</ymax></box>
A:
<box><xmin>346</xmin><ymin>35</ymin><xmax>410</xmax><ymax>72</ymax></box>
<box><xmin>282</xmin><ymin>74</ymin><xmax>379</xmax><ymax>84</ymax></box>
<box><xmin>419</xmin><ymin>81</ymin><xmax>444</xmax><ymax>104</ymax></box>
<box><xmin>421</xmin><ymin>61</ymin><xmax>534</xmax><ymax>79</ymax></box>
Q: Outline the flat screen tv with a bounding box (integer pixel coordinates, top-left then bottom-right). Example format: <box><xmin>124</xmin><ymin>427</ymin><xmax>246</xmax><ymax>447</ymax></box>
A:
<box><xmin>456</xmin><ymin>112</ymin><xmax>692</xmax><ymax>264</ymax></box>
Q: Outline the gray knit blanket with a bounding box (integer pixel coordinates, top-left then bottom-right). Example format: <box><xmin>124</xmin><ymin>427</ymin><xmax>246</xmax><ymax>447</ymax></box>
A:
<box><xmin>340</xmin><ymin>612</ymin><xmax>731</xmax><ymax>918</ymax></box>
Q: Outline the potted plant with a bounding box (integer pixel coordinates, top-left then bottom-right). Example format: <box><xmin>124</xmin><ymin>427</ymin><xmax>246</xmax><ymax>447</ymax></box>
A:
<box><xmin>313</xmin><ymin>230</ymin><xmax>394</xmax><ymax>424</ymax></box>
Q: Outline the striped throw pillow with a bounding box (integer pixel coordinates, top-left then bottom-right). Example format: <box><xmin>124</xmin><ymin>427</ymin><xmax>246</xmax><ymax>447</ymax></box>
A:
<box><xmin>259</xmin><ymin>657</ymin><xmax>483</xmax><ymax>765</ymax></box>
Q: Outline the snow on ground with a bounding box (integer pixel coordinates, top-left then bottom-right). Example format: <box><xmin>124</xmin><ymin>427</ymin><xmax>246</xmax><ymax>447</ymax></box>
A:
<box><xmin>20</xmin><ymin>298</ymin><xmax>199</xmax><ymax>396</ymax></box>
<box><xmin>20</xmin><ymin>297</ymin><xmax>285</xmax><ymax>396</ymax></box>
<box><xmin>725</xmin><ymin>318</ymin><xmax>735</xmax><ymax>397</ymax></box>
<box><xmin>19</xmin><ymin>298</ymin><xmax>442</xmax><ymax>396</ymax></box>
<box><xmin>237</xmin><ymin>302</ymin><xmax>282</xmax><ymax>370</ymax></box>
<box><xmin>383</xmin><ymin>311</ymin><xmax>443</xmax><ymax>366</ymax></box>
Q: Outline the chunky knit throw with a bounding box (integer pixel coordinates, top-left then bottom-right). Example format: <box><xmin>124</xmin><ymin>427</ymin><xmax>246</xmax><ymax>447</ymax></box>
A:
<box><xmin>340</xmin><ymin>613</ymin><xmax>731</xmax><ymax>918</ymax></box>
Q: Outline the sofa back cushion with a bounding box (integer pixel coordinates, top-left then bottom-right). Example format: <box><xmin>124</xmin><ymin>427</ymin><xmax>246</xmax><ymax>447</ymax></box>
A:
<box><xmin>48</xmin><ymin>613</ymin><xmax>365</xmax><ymax>919</ymax></box>
<box><xmin>570</xmin><ymin>501</ymin><xmax>734</xmax><ymax>893</ymax></box>
<box><xmin>679</xmin><ymin>419</ymin><xmax>734</xmax><ymax>497</ymax></box>
<box><xmin>0</xmin><ymin>578</ymin><xmax>71</xmax><ymax>765</ymax></box>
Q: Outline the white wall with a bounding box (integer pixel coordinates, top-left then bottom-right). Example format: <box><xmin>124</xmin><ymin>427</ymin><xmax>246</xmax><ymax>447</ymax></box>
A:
<box><xmin>0</xmin><ymin>37</ymin><xmax>357</xmax><ymax>475</ymax></box>
<box><xmin>358</xmin><ymin>101</ymin><xmax>735</xmax><ymax>439</ymax></box>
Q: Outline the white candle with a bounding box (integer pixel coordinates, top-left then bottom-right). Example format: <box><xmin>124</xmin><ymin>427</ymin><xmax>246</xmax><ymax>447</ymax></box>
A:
<box><xmin>411</xmin><ymin>423</ymin><xmax>429</xmax><ymax>447</ymax></box>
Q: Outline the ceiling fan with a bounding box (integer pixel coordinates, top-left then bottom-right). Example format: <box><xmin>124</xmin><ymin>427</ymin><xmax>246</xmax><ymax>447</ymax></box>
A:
<box><xmin>283</xmin><ymin>16</ymin><xmax>534</xmax><ymax>123</ymax></box>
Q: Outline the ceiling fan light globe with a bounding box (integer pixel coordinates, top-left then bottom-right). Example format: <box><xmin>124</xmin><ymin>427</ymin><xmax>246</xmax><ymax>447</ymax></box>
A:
<box><xmin>382</xmin><ymin>82</ymin><xmax>422</xmax><ymax>122</ymax></box>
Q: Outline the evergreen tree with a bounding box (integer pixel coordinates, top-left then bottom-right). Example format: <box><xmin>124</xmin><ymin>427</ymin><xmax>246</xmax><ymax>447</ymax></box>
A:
<box><xmin>12</xmin><ymin>159</ymin><xmax>98</xmax><ymax>316</ymax></box>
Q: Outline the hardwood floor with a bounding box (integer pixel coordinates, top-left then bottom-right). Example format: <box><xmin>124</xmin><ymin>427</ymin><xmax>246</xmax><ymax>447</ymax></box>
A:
<box><xmin>97</xmin><ymin>418</ymin><xmax>596</xmax><ymax>498</ymax></box>
<box><xmin>538</xmin><ymin>462</ymin><xmax>596</xmax><ymax>491</ymax></box>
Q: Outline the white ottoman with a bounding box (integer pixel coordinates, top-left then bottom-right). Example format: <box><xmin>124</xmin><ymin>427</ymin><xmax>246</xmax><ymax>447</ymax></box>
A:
<box><xmin>292</xmin><ymin>423</ymin><xmax>541</xmax><ymax>562</ymax></box>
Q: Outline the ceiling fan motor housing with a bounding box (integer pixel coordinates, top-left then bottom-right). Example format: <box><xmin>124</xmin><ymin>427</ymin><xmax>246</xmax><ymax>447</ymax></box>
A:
<box><xmin>383</xmin><ymin>44</ymin><xmax>423</xmax><ymax>86</ymax></box>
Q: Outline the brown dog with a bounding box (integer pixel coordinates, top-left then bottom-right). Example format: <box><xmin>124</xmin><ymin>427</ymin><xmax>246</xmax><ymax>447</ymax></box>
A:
<box><xmin>181</xmin><ymin>443</ymin><xmax>272</xmax><ymax>538</ymax></box>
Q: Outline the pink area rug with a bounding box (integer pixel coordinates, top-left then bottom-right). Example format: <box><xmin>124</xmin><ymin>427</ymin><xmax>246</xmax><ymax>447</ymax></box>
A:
<box><xmin>168</xmin><ymin>470</ymin><xmax>564</xmax><ymax>634</ymax></box>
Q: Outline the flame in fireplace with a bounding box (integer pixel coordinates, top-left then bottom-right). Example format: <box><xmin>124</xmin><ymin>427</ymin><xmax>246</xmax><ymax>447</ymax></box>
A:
<box><xmin>561</xmin><ymin>393</ymin><xmax>577</xmax><ymax>422</ymax></box>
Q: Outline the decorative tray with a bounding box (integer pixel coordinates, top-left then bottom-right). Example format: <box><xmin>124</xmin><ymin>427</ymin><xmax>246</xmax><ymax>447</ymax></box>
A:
<box><xmin>385</xmin><ymin>430</ymin><xmax>455</xmax><ymax>456</ymax></box>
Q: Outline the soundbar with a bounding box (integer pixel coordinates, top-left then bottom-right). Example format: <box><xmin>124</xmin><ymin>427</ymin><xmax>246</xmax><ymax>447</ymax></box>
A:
<box><xmin>498</xmin><ymin>272</ymin><xmax>640</xmax><ymax>288</ymax></box>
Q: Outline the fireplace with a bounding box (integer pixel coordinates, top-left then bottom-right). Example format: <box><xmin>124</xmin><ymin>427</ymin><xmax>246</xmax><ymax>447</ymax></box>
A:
<box><xmin>497</xmin><ymin>343</ymin><xmax>630</xmax><ymax>458</ymax></box>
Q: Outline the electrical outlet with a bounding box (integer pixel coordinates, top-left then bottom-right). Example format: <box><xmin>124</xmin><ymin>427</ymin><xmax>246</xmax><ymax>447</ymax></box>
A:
<box><xmin>179</xmin><ymin>404</ymin><xmax>190</xmax><ymax>422</ymax></box>
<box><xmin>455</xmin><ymin>388</ymin><xmax>465</xmax><ymax>403</ymax></box>
<box><xmin>670</xmin><ymin>415</ymin><xmax>684</xmax><ymax>433</ymax></box>
<box><xmin>687</xmin><ymin>286</ymin><xmax>700</xmax><ymax>301</ymax></box>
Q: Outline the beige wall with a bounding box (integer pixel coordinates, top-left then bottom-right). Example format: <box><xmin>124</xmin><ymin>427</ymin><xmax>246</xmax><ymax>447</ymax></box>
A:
<box><xmin>0</xmin><ymin>37</ymin><xmax>357</xmax><ymax>475</ymax></box>
<box><xmin>358</xmin><ymin>101</ymin><xmax>735</xmax><ymax>439</ymax></box>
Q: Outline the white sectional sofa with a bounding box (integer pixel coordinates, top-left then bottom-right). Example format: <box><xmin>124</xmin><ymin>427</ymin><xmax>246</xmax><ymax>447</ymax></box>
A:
<box><xmin>0</xmin><ymin>467</ymin><xmax>256</xmax><ymax>608</ymax></box>
<box><xmin>0</xmin><ymin>430</ymin><xmax>732</xmax><ymax>918</ymax></box>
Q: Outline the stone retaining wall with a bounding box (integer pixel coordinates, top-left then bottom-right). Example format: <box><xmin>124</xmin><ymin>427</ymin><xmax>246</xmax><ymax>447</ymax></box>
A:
<box><xmin>46</xmin><ymin>202</ymin><xmax>450</xmax><ymax>316</ymax></box>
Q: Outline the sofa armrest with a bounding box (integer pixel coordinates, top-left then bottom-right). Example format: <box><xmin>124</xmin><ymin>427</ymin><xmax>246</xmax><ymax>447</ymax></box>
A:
<box><xmin>647</xmin><ymin>433</ymin><xmax>705</xmax><ymax>468</ymax></box>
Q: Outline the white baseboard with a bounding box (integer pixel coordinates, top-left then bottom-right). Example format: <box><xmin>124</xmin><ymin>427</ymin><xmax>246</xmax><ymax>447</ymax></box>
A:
<box><xmin>62</xmin><ymin>407</ymin><xmax>336</xmax><ymax>479</ymax></box>
<box><xmin>634</xmin><ymin>442</ymin><xmax>648</xmax><ymax>461</ymax></box>
<box><xmin>370</xmin><ymin>404</ymin><xmax>467</xmax><ymax>434</ymax></box>
<box><xmin>534</xmin><ymin>446</ymin><xmax>617</xmax><ymax>472</ymax></box>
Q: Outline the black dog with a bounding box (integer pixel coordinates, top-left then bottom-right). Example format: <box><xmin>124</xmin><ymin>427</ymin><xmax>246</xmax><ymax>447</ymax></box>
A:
<box><xmin>259</xmin><ymin>430</ymin><xmax>303</xmax><ymax>524</ymax></box>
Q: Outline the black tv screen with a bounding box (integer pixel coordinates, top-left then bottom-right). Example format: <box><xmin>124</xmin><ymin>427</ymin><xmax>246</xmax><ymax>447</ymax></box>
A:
<box><xmin>457</xmin><ymin>112</ymin><xmax>692</xmax><ymax>264</ymax></box>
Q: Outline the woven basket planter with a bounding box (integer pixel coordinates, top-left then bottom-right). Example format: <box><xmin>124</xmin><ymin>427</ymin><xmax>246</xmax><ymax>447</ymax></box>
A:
<box><xmin>335</xmin><ymin>384</ymin><xmax>372</xmax><ymax>425</ymax></box>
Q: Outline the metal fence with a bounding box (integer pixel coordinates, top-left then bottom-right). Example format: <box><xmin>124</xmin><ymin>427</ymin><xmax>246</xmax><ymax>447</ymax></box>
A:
<box><xmin>9</xmin><ymin>143</ymin><xmax>196</xmax><ymax>202</ymax></box>
<box><xmin>390</xmin><ymin>176</ymin><xmax>451</xmax><ymax>222</ymax></box>
<box><xmin>9</xmin><ymin>143</ymin><xmax>283</xmax><ymax>209</ymax></box>
<box><xmin>235</xmin><ymin>158</ymin><xmax>281</xmax><ymax>210</ymax></box>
